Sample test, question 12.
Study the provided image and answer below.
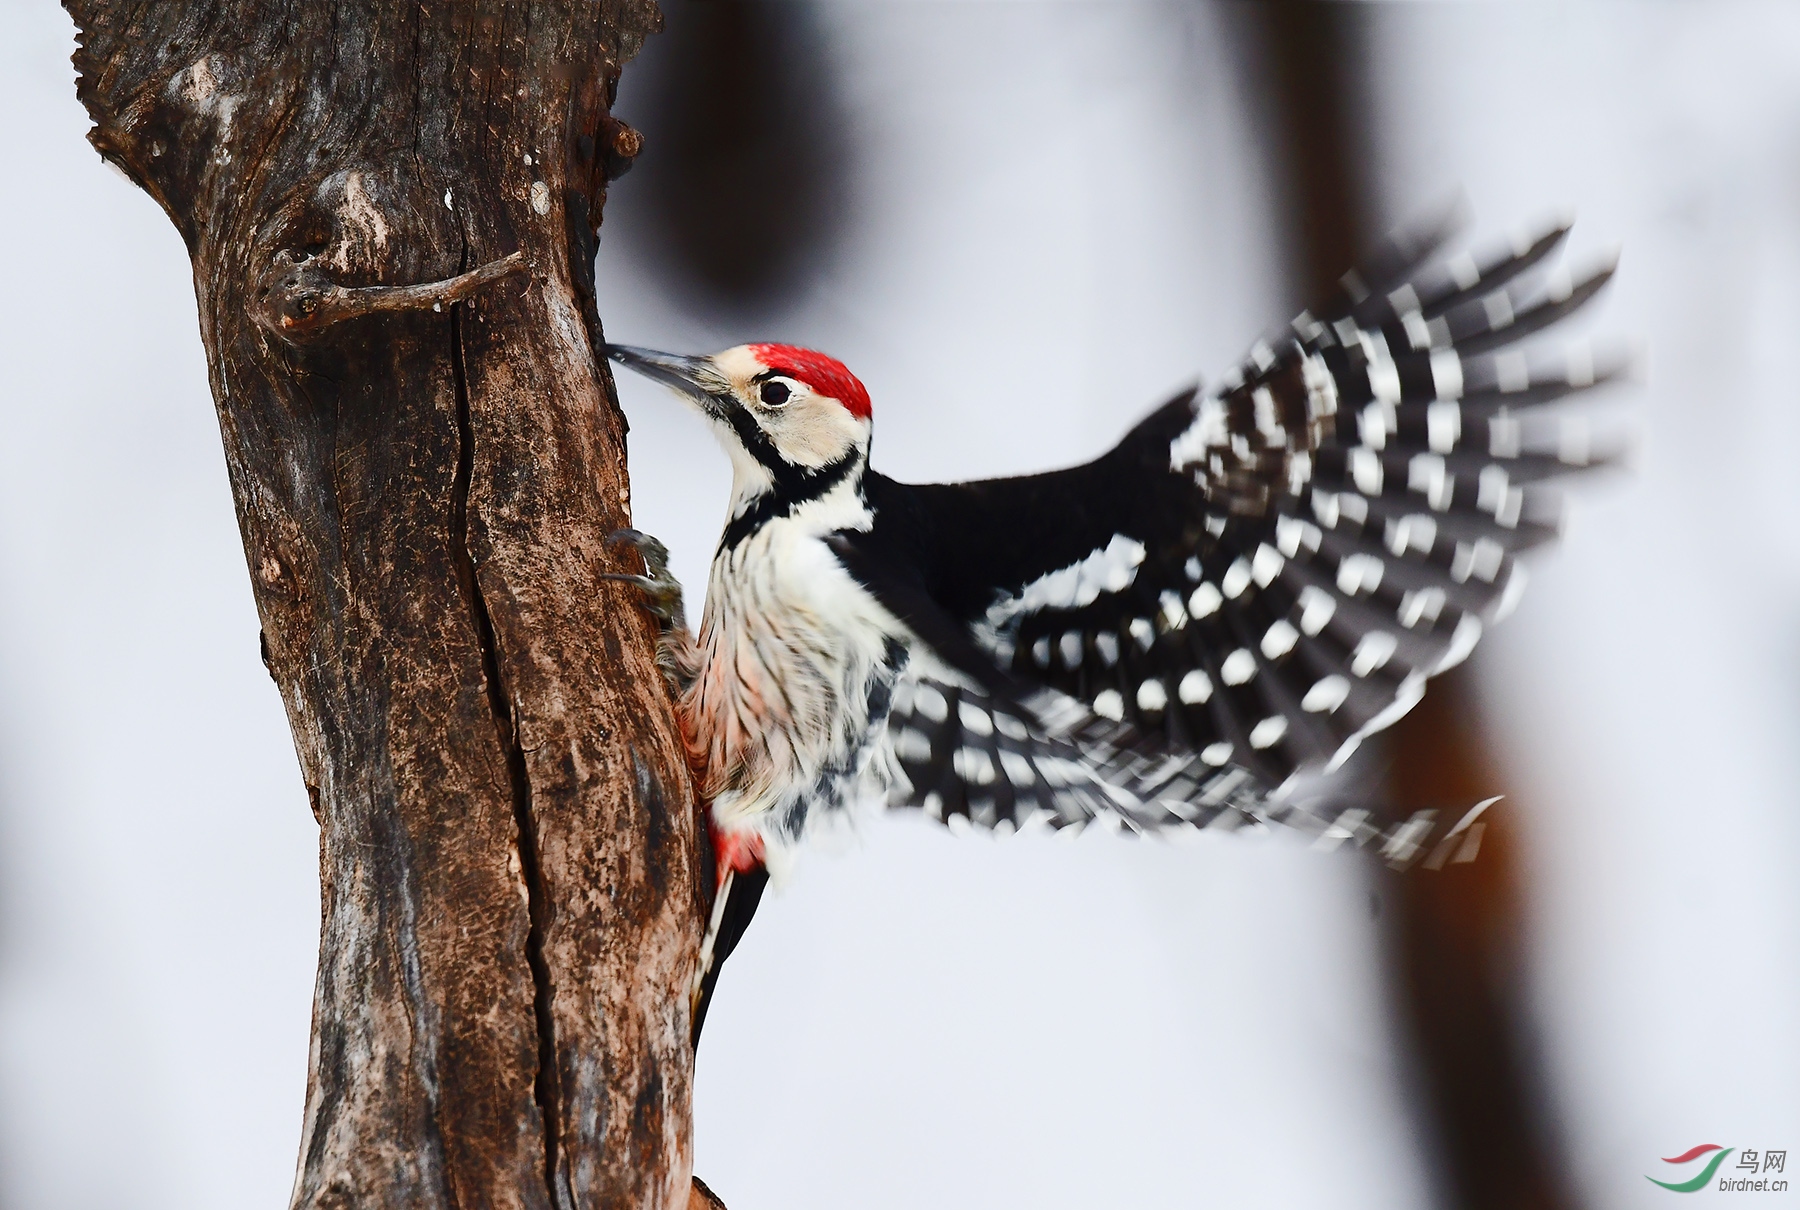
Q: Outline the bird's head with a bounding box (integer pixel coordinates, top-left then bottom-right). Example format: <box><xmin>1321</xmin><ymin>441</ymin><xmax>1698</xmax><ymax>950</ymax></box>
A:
<box><xmin>607</xmin><ymin>343</ymin><xmax>872</xmax><ymax>495</ymax></box>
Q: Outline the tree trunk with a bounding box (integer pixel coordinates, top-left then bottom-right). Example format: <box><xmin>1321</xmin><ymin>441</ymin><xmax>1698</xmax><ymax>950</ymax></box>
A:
<box><xmin>64</xmin><ymin>4</ymin><xmax>706</xmax><ymax>1208</ymax></box>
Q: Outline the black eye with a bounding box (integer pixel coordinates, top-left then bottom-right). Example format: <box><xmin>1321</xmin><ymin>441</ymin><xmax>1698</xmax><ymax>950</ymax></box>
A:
<box><xmin>759</xmin><ymin>380</ymin><xmax>791</xmax><ymax>407</ymax></box>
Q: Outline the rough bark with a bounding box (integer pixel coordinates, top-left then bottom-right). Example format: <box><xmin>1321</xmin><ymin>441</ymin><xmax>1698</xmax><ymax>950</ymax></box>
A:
<box><xmin>64</xmin><ymin>4</ymin><xmax>706</xmax><ymax>1208</ymax></box>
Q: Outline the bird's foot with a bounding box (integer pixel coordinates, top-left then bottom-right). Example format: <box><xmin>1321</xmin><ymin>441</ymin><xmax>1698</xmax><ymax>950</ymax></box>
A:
<box><xmin>604</xmin><ymin>528</ymin><xmax>687</xmax><ymax>632</ymax></box>
<box><xmin>605</xmin><ymin>528</ymin><xmax>699</xmax><ymax>699</ymax></box>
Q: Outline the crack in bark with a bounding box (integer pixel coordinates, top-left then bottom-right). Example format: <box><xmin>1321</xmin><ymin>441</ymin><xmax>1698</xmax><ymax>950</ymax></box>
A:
<box><xmin>447</xmin><ymin>295</ymin><xmax>565</xmax><ymax>1209</ymax></box>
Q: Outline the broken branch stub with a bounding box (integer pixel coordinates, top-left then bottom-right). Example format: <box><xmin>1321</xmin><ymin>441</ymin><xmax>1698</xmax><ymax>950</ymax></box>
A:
<box><xmin>64</xmin><ymin>2</ymin><xmax>706</xmax><ymax>1208</ymax></box>
<box><xmin>253</xmin><ymin>249</ymin><xmax>529</xmax><ymax>342</ymax></box>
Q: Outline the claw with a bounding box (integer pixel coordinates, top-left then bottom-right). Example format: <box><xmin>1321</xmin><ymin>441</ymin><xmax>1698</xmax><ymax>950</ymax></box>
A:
<box><xmin>608</xmin><ymin>526</ymin><xmax>670</xmax><ymax>570</ymax></box>
<box><xmin>605</xmin><ymin>527</ymin><xmax>686</xmax><ymax>631</ymax></box>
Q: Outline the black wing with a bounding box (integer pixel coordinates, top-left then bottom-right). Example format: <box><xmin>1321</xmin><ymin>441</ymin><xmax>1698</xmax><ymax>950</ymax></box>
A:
<box><xmin>841</xmin><ymin>213</ymin><xmax>1623</xmax><ymax>865</ymax></box>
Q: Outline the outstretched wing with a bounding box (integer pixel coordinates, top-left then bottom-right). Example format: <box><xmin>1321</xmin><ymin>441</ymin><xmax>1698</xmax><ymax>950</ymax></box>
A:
<box><xmin>875</xmin><ymin>664</ymin><xmax>1498</xmax><ymax>871</ymax></box>
<box><xmin>845</xmin><ymin>212</ymin><xmax>1623</xmax><ymax>862</ymax></box>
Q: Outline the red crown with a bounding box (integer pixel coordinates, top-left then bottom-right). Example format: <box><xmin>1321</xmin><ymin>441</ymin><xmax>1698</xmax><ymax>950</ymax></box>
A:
<box><xmin>748</xmin><ymin>343</ymin><xmax>872</xmax><ymax>420</ymax></box>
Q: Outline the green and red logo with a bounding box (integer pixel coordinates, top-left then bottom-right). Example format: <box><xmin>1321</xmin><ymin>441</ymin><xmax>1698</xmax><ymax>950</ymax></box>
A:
<box><xmin>1649</xmin><ymin>1145</ymin><xmax>1735</xmax><ymax>1192</ymax></box>
<box><xmin>1650</xmin><ymin>1144</ymin><xmax>1788</xmax><ymax>1193</ymax></box>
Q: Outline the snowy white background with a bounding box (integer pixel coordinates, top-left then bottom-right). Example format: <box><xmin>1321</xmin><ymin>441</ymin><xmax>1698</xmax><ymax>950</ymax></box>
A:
<box><xmin>0</xmin><ymin>4</ymin><xmax>1794</xmax><ymax>1209</ymax></box>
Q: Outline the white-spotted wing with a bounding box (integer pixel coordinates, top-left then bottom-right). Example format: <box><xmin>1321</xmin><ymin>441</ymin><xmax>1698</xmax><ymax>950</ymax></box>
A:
<box><xmin>845</xmin><ymin>209</ymin><xmax>1624</xmax><ymax>864</ymax></box>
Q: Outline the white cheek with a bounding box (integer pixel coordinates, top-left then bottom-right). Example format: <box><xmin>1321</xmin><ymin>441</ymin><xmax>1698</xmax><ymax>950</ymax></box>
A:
<box><xmin>768</xmin><ymin>405</ymin><xmax>864</xmax><ymax>467</ymax></box>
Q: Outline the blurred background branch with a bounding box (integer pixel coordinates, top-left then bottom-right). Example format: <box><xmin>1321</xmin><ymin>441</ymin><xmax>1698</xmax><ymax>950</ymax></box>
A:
<box><xmin>611</xmin><ymin>1</ymin><xmax>855</xmax><ymax>323</ymax></box>
<box><xmin>1244</xmin><ymin>5</ymin><xmax>1579</xmax><ymax>1207</ymax></box>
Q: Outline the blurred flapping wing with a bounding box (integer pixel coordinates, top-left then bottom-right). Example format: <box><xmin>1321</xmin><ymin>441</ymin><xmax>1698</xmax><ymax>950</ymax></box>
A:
<box><xmin>848</xmin><ymin>211</ymin><xmax>1624</xmax><ymax>864</ymax></box>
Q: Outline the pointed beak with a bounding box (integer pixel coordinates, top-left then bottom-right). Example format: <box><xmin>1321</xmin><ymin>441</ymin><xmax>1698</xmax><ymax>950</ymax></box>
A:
<box><xmin>605</xmin><ymin>344</ymin><xmax>730</xmax><ymax>410</ymax></box>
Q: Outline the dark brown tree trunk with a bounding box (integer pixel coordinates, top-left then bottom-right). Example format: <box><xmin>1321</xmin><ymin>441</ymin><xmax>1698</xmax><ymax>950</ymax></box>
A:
<box><xmin>64</xmin><ymin>4</ymin><xmax>707</xmax><ymax>1207</ymax></box>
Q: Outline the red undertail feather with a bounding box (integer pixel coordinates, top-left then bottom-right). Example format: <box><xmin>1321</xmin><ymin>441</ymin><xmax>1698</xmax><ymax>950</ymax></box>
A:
<box><xmin>713</xmin><ymin>827</ymin><xmax>766</xmax><ymax>892</ymax></box>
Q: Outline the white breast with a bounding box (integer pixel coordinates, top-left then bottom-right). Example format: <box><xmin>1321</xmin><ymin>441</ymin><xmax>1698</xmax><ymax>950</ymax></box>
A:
<box><xmin>683</xmin><ymin>487</ymin><xmax>905</xmax><ymax>874</ymax></box>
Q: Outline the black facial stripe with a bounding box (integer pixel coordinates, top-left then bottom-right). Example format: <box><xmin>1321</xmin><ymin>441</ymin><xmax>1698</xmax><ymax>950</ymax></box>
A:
<box><xmin>711</xmin><ymin>388</ymin><xmax>866</xmax><ymax>550</ymax></box>
<box><xmin>719</xmin><ymin>452</ymin><xmax>862</xmax><ymax>553</ymax></box>
<box><xmin>718</xmin><ymin>394</ymin><xmax>786</xmax><ymax>465</ymax></box>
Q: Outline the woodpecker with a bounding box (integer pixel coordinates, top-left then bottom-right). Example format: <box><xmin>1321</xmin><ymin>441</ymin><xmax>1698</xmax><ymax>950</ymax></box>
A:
<box><xmin>605</xmin><ymin>212</ymin><xmax>1622</xmax><ymax>1041</ymax></box>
